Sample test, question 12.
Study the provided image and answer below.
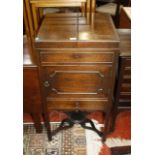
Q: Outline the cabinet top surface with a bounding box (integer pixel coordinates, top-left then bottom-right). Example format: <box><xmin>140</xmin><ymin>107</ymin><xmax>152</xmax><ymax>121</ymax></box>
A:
<box><xmin>35</xmin><ymin>13</ymin><xmax>119</xmax><ymax>43</ymax></box>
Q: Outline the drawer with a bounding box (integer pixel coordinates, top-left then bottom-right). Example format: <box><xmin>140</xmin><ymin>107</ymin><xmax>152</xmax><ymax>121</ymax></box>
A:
<box><xmin>47</xmin><ymin>100</ymin><xmax>109</xmax><ymax>111</ymax></box>
<box><xmin>122</xmin><ymin>57</ymin><xmax>131</xmax><ymax>66</ymax></box>
<box><xmin>124</xmin><ymin>67</ymin><xmax>131</xmax><ymax>75</ymax></box>
<box><xmin>120</xmin><ymin>83</ymin><xmax>131</xmax><ymax>92</ymax></box>
<box><xmin>122</xmin><ymin>75</ymin><xmax>131</xmax><ymax>84</ymax></box>
<box><xmin>40</xmin><ymin>49</ymin><xmax>115</xmax><ymax>64</ymax></box>
<box><xmin>119</xmin><ymin>92</ymin><xmax>131</xmax><ymax>101</ymax></box>
<box><xmin>42</xmin><ymin>65</ymin><xmax>113</xmax><ymax>95</ymax></box>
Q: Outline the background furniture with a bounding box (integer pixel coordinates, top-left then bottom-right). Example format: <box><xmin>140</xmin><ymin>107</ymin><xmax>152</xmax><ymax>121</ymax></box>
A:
<box><xmin>96</xmin><ymin>0</ymin><xmax>121</xmax><ymax>27</ymax></box>
<box><xmin>96</xmin><ymin>0</ymin><xmax>131</xmax><ymax>27</ymax></box>
<box><xmin>119</xmin><ymin>6</ymin><xmax>131</xmax><ymax>28</ymax></box>
<box><xmin>35</xmin><ymin>13</ymin><xmax>119</xmax><ymax>141</ymax></box>
<box><xmin>111</xmin><ymin>28</ymin><xmax>131</xmax><ymax>131</ymax></box>
<box><xmin>116</xmin><ymin>29</ymin><xmax>131</xmax><ymax>108</ymax></box>
<box><xmin>111</xmin><ymin>146</ymin><xmax>131</xmax><ymax>155</ymax></box>
<box><xmin>24</xmin><ymin>0</ymin><xmax>43</xmax><ymax>133</ymax></box>
<box><xmin>25</xmin><ymin>0</ymin><xmax>96</xmax><ymax>36</ymax></box>
<box><xmin>23</xmin><ymin>36</ymin><xmax>42</xmax><ymax>133</ymax></box>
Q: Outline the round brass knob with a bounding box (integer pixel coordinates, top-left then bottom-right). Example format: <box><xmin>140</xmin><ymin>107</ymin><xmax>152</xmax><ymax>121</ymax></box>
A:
<box><xmin>43</xmin><ymin>81</ymin><xmax>50</xmax><ymax>87</ymax></box>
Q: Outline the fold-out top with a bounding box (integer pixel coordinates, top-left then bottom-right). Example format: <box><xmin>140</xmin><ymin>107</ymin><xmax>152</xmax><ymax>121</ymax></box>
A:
<box><xmin>35</xmin><ymin>13</ymin><xmax>119</xmax><ymax>48</ymax></box>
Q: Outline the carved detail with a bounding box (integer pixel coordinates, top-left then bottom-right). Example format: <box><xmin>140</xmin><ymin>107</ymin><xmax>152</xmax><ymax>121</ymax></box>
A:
<box><xmin>47</xmin><ymin>71</ymin><xmax>105</xmax><ymax>94</ymax></box>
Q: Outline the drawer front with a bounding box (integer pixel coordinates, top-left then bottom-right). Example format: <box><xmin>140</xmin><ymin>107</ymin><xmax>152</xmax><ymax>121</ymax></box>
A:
<box><xmin>117</xmin><ymin>57</ymin><xmax>131</xmax><ymax>104</ymax></box>
<box><xmin>40</xmin><ymin>50</ymin><xmax>115</xmax><ymax>64</ymax></box>
<box><xmin>122</xmin><ymin>75</ymin><xmax>131</xmax><ymax>84</ymax></box>
<box><xmin>119</xmin><ymin>92</ymin><xmax>131</xmax><ymax>101</ymax></box>
<box><xmin>42</xmin><ymin>65</ymin><xmax>113</xmax><ymax>95</ymax></box>
<box><xmin>120</xmin><ymin>83</ymin><xmax>131</xmax><ymax>92</ymax></box>
<box><xmin>124</xmin><ymin>67</ymin><xmax>131</xmax><ymax>75</ymax></box>
<box><xmin>121</xmin><ymin>57</ymin><xmax>131</xmax><ymax>97</ymax></box>
<box><xmin>47</xmin><ymin>100</ymin><xmax>109</xmax><ymax>111</ymax></box>
<box><xmin>124</xmin><ymin>58</ymin><xmax>131</xmax><ymax>66</ymax></box>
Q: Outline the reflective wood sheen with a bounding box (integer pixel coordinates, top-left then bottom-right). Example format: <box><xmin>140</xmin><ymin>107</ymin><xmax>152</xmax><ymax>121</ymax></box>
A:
<box><xmin>35</xmin><ymin>13</ymin><xmax>119</xmax><ymax>47</ymax></box>
<box><xmin>36</xmin><ymin>13</ymin><xmax>119</xmax><ymax>113</ymax></box>
<box><xmin>35</xmin><ymin>13</ymin><xmax>119</xmax><ymax>140</ymax></box>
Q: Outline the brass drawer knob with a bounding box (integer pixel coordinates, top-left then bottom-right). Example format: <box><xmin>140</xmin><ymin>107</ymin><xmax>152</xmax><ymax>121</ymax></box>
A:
<box><xmin>97</xmin><ymin>88</ymin><xmax>104</xmax><ymax>94</ymax></box>
<box><xmin>43</xmin><ymin>81</ymin><xmax>50</xmax><ymax>87</ymax></box>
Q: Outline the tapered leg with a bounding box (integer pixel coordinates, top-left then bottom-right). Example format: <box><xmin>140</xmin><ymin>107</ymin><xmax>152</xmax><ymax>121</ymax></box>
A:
<box><xmin>31</xmin><ymin>113</ymin><xmax>42</xmax><ymax>133</ymax></box>
<box><xmin>102</xmin><ymin>110</ymin><xmax>111</xmax><ymax>142</ymax></box>
<box><xmin>42</xmin><ymin>113</ymin><xmax>52</xmax><ymax>141</ymax></box>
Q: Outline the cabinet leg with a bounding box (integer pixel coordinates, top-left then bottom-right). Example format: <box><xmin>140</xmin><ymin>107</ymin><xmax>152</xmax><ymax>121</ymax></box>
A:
<box><xmin>42</xmin><ymin>113</ymin><xmax>52</xmax><ymax>141</ymax></box>
<box><xmin>110</xmin><ymin>106</ymin><xmax>117</xmax><ymax>132</ymax></box>
<box><xmin>31</xmin><ymin>113</ymin><xmax>42</xmax><ymax>133</ymax></box>
<box><xmin>102</xmin><ymin>110</ymin><xmax>111</xmax><ymax>142</ymax></box>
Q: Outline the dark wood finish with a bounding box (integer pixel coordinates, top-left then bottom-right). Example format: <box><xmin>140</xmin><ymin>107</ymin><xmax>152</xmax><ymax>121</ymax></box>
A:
<box><xmin>35</xmin><ymin>13</ymin><xmax>119</xmax><ymax>45</ymax></box>
<box><xmin>119</xmin><ymin>7</ymin><xmax>131</xmax><ymax>28</ymax></box>
<box><xmin>40</xmin><ymin>49</ymin><xmax>115</xmax><ymax>64</ymax></box>
<box><xmin>23</xmin><ymin>36</ymin><xmax>42</xmax><ymax>132</ymax></box>
<box><xmin>118</xmin><ymin>56</ymin><xmax>131</xmax><ymax>107</ymax></box>
<box><xmin>31</xmin><ymin>113</ymin><xmax>42</xmax><ymax>133</ymax></box>
<box><xmin>111</xmin><ymin>146</ymin><xmax>131</xmax><ymax>155</ymax></box>
<box><xmin>117</xmin><ymin>29</ymin><xmax>131</xmax><ymax>108</ymax></box>
<box><xmin>23</xmin><ymin>68</ymin><xmax>42</xmax><ymax>113</ymax></box>
<box><xmin>111</xmin><ymin>29</ymin><xmax>131</xmax><ymax>131</ymax></box>
<box><xmin>35</xmin><ymin>13</ymin><xmax>119</xmax><ymax>141</ymax></box>
<box><xmin>24</xmin><ymin>0</ymin><xmax>35</xmax><ymax>44</ymax></box>
<box><xmin>30</xmin><ymin>0</ymin><xmax>96</xmax><ymax>33</ymax></box>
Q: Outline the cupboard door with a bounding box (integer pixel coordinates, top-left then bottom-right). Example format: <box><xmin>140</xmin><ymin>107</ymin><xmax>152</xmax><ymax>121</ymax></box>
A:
<box><xmin>42</xmin><ymin>65</ymin><xmax>113</xmax><ymax>95</ymax></box>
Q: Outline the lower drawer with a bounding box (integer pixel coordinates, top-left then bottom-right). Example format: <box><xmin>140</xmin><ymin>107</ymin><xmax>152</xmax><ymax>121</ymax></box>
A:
<box><xmin>47</xmin><ymin>100</ymin><xmax>110</xmax><ymax>111</ymax></box>
<box><xmin>120</xmin><ymin>92</ymin><xmax>131</xmax><ymax>100</ymax></box>
<box><xmin>120</xmin><ymin>83</ymin><xmax>131</xmax><ymax>92</ymax></box>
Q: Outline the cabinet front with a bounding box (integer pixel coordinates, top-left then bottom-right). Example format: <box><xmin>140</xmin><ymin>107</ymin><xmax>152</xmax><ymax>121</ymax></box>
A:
<box><xmin>42</xmin><ymin>65</ymin><xmax>113</xmax><ymax>95</ymax></box>
<box><xmin>41</xmin><ymin>65</ymin><xmax>113</xmax><ymax>111</ymax></box>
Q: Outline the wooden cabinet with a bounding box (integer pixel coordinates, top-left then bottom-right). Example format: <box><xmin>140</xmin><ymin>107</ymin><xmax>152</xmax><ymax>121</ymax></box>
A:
<box><xmin>119</xmin><ymin>7</ymin><xmax>131</xmax><ymax>29</ymax></box>
<box><xmin>118</xmin><ymin>57</ymin><xmax>131</xmax><ymax>107</ymax></box>
<box><xmin>23</xmin><ymin>36</ymin><xmax>42</xmax><ymax>132</ymax></box>
<box><xmin>23</xmin><ymin>67</ymin><xmax>41</xmax><ymax>113</ymax></box>
<box><xmin>110</xmin><ymin>29</ymin><xmax>131</xmax><ymax>131</ymax></box>
<box><xmin>35</xmin><ymin>13</ymin><xmax>119</xmax><ymax>111</ymax></box>
<box><xmin>117</xmin><ymin>29</ymin><xmax>131</xmax><ymax>108</ymax></box>
<box><xmin>23</xmin><ymin>14</ymin><xmax>131</xmax><ymax>136</ymax></box>
<box><xmin>42</xmin><ymin>65</ymin><xmax>112</xmax><ymax>111</ymax></box>
<box><xmin>35</xmin><ymin>13</ymin><xmax>119</xmax><ymax>140</ymax></box>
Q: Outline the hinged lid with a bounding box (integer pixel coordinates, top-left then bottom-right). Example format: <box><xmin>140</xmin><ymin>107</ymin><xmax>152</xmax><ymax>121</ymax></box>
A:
<box><xmin>35</xmin><ymin>13</ymin><xmax>119</xmax><ymax>48</ymax></box>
